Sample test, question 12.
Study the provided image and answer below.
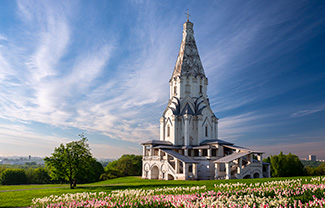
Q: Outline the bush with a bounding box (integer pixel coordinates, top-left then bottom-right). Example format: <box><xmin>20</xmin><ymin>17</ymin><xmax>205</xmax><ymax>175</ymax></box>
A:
<box><xmin>264</xmin><ymin>152</ymin><xmax>305</xmax><ymax>177</ymax></box>
<box><xmin>0</xmin><ymin>169</ymin><xmax>28</xmax><ymax>185</ymax></box>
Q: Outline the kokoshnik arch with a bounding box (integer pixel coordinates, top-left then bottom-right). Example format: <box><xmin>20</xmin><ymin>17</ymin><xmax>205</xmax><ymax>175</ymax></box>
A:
<box><xmin>141</xmin><ymin>17</ymin><xmax>271</xmax><ymax>180</ymax></box>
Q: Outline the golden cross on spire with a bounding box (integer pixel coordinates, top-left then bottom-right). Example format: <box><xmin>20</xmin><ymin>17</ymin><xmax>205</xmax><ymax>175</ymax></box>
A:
<box><xmin>185</xmin><ymin>9</ymin><xmax>191</xmax><ymax>22</ymax></box>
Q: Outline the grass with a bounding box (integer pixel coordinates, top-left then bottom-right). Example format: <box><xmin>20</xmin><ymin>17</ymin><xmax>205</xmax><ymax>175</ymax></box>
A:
<box><xmin>0</xmin><ymin>176</ymin><xmax>316</xmax><ymax>207</ymax></box>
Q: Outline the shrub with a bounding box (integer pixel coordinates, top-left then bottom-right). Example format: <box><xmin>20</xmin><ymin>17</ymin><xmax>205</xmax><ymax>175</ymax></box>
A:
<box><xmin>0</xmin><ymin>169</ymin><xmax>28</xmax><ymax>185</ymax></box>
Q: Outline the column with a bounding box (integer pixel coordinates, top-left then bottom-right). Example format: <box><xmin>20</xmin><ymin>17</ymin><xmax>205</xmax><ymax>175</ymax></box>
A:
<box><xmin>214</xmin><ymin>163</ymin><xmax>219</xmax><ymax>179</ymax></box>
<box><xmin>160</xmin><ymin>117</ymin><xmax>165</xmax><ymax>141</ymax></box>
<box><xmin>183</xmin><ymin>162</ymin><xmax>188</xmax><ymax>179</ymax></box>
<box><xmin>237</xmin><ymin>158</ymin><xmax>242</xmax><ymax>179</ymax></box>
<box><xmin>143</xmin><ymin>146</ymin><xmax>146</xmax><ymax>157</ymax></box>
<box><xmin>184</xmin><ymin>115</ymin><xmax>190</xmax><ymax>146</ymax></box>
<box><xmin>249</xmin><ymin>154</ymin><xmax>253</xmax><ymax>164</ymax></box>
<box><xmin>149</xmin><ymin>145</ymin><xmax>153</xmax><ymax>156</ymax></box>
<box><xmin>193</xmin><ymin>163</ymin><xmax>198</xmax><ymax>179</ymax></box>
<box><xmin>208</xmin><ymin>148</ymin><xmax>212</xmax><ymax>157</ymax></box>
<box><xmin>158</xmin><ymin>149</ymin><xmax>161</xmax><ymax>160</ymax></box>
<box><xmin>172</xmin><ymin>115</ymin><xmax>177</xmax><ymax>144</ymax></box>
<box><xmin>199</xmin><ymin>149</ymin><xmax>202</xmax><ymax>157</ymax></box>
<box><xmin>258</xmin><ymin>154</ymin><xmax>263</xmax><ymax>164</ymax></box>
<box><xmin>184</xmin><ymin>149</ymin><xmax>188</xmax><ymax>156</ymax></box>
<box><xmin>175</xmin><ymin>158</ymin><xmax>179</xmax><ymax>174</ymax></box>
<box><xmin>225</xmin><ymin>163</ymin><xmax>231</xmax><ymax>179</ymax></box>
<box><xmin>197</xmin><ymin>115</ymin><xmax>203</xmax><ymax>144</ymax></box>
<box><xmin>215</xmin><ymin>119</ymin><xmax>219</xmax><ymax>139</ymax></box>
<box><xmin>212</xmin><ymin>117</ymin><xmax>215</xmax><ymax>139</ymax></box>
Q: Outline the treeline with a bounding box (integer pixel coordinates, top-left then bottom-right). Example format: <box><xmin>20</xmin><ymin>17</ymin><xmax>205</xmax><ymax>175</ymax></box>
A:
<box><xmin>0</xmin><ymin>167</ymin><xmax>51</xmax><ymax>185</ymax></box>
<box><xmin>0</xmin><ymin>154</ymin><xmax>142</xmax><ymax>185</ymax></box>
<box><xmin>305</xmin><ymin>164</ymin><xmax>325</xmax><ymax>176</ymax></box>
<box><xmin>263</xmin><ymin>152</ymin><xmax>325</xmax><ymax>177</ymax></box>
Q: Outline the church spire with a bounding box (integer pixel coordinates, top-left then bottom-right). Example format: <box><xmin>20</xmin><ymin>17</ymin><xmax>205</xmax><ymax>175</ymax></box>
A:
<box><xmin>171</xmin><ymin>19</ymin><xmax>205</xmax><ymax>79</ymax></box>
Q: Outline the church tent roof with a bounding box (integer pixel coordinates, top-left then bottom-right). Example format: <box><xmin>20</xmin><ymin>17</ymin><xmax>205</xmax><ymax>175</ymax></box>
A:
<box><xmin>171</xmin><ymin>21</ymin><xmax>205</xmax><ymax>80</ymax></box>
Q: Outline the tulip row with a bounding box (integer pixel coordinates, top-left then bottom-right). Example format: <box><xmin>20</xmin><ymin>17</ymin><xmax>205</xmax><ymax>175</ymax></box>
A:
<box><xmin>31</xmin><ymin>176</ymin><xmax>325</xmax><ymax>208</ymax></box>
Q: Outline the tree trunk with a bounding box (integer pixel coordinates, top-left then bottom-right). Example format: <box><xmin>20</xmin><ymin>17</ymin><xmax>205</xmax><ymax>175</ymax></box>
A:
<box><xmin>73</xmin><ymin>179</ymin><xmax>76</xmax><ymax>188</ymax></box>
<box><xmin>70</xmin><ymin>179</ymin><xmax>74</xmax><ymax>189</ymax></box>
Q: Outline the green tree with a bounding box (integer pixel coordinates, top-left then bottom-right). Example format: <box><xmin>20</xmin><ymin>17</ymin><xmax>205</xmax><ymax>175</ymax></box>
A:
<box><xmin>33</xmin><ymin>168</ymin><xmax>52</xmax><ymax>184</ymax></box>
<box><xmin>0</xmin><ymin>169</ymin><xmax>28</xmax><ymax>185</ymax></box>
<box><xmin>265</xmin><ymin>152</ymin><xmax>305</xmax><ymax>177</ymax></box>
<box><xmin>306</xmin><ymin>166</ymin><xmax>318</xmax><ymax>176</ymax></box>
<box><xmin>44</xmin><ymin>134</ymin><xmax>99</xmax><ymax>188</ymax></box>
<box><xmin>116</xmin><ymin>154</ymin><xmax>142</xmax><ymax>176</ymax></box>
<box><xmin>317</xmin><ymin>163</ymin><xmax>325</xmax><ymax>175</ymax></box>
<box><xmin>101</xmin><ymin>154</ymin><xmax>142</xmax><ymax>180</ymax></box>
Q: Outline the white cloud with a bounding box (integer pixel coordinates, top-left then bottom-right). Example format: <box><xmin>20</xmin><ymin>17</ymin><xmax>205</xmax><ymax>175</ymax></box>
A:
<box><xmin>291</xmin><ymin>105</ymin><xmax>325</xmax><ymax>117</ymax></box>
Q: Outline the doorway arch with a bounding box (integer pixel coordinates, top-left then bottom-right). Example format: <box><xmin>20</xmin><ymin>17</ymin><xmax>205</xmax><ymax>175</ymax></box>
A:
<box><xmin>151</xmin><ymin>166</ymin><xmax>159</xmax><ymax>179</ymax></box>
<box><xmin>253</xmin><ymin>172</ymin><xmax>260</xmax><ymax>178</ymax></box>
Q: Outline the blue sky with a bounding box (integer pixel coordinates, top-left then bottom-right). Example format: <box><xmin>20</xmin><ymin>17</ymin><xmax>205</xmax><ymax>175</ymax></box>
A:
<box><xmin>0</xmin><ymin>0</ymin><xmax>324</xmax><ymax>159</ymax></box>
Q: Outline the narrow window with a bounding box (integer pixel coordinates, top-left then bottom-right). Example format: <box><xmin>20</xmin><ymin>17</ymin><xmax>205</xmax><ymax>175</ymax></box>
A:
<box><xmin>205</xmin><ymin>126</ymin><xmax>208</xmax><ymax>137</ymax></box>
<box><xmin>174</xmin><ymin>86</ymin><xmax>177</xmax><ymax>94</ymax></box>
<box><xmin>167</xmin><ymin>126</ymin><xmax>170</xmax><ymax>137</ymax></box>
<box><xmin>200</xmin><ymin>85</ymin><xmax>203</xmax><ymax>93</ymax></box>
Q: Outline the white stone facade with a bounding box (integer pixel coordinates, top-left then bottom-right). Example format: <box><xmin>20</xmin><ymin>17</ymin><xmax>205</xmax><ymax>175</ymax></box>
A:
<box><xmin>142</xmin><ymin>20</ymin><xmax>270</xmax><ymax>180</ymax></box>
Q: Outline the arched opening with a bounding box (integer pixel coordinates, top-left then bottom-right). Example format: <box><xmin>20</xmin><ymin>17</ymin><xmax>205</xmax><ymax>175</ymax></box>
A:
<box><xmin>243</xmin><ymin>174</ymin><xmax>251</xmax><ymax>179</ymax></box>
<box><xmin>168</xmin><ymin>174</ymin><xmax>174</xmax><ymax>180</ymax></box>
<box><xmin>253</xmin><ymin>172</ymin><xmax>260</xmax><ymax>178</ymax></box>
<box><xmin>151</xmin><ymin>166</ymin><xmax>159</xmax><ymax>179</ymax></box>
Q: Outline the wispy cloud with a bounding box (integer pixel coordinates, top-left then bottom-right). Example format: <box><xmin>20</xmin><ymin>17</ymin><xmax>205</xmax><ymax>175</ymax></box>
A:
<box><xmin>291</xmin><ymin>104</ymin><xmax>325</xmax><ymax>117</ymax></box>
<box><xmin>0</xmin><ymin>1</ymin><xmax>324</xmax><ymax>158</ymax></box>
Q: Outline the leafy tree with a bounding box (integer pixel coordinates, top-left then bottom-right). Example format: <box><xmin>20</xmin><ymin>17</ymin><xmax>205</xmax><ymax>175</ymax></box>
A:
<box><xmin>116</xmin><ymin>154</ymin><xmax>142</xmax><ymax>176</ymax></box>
<box><xmin>33</xmin><ymin>168</ymin><xmax>52</xmax><ymax>184</ymax></box>
<box><xmin>101</xmin><ymin>154</ymin><xmax>142</xmax><ymax>180</ymax></box>
<box><xmin>44</xmin><ymin>134</ymin><xmax>100</xmax><ymax>188</ymax></box>
<box><xmin>0</xmin><ymin>169</ymin><xmax>28</xmax><ymax>185</ymax></box>
<box><xmin>317</xmin><ymin>163</ymin><xmax>325</xmax><ymax>175</ymax></box>
<box><xmin>306</xmin><ymin>166</ymin><xmax>317</xmax><ymax>176</ymax></box>
<box><xmin>264</xmin><ymin>152</ymin><xmax>305</xmax><ymax>177</ymax></box>
<box><xmin>26</xmin><ymin>167</ymin><xmax>51</xmax><ymax>184</ymax></box>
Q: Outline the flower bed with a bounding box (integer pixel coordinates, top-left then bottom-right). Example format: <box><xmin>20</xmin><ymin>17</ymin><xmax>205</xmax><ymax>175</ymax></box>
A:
<box><xmin>31</xmin><ymin>176</ymin><xmax>325</xmax><ymax>208</ymax></box>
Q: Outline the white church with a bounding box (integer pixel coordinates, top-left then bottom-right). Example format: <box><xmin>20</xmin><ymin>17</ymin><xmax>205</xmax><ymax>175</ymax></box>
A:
<box><xmin>141</xmin><ymin>18</ymin><xmax>271</xmax><ymax>180</ymax></box>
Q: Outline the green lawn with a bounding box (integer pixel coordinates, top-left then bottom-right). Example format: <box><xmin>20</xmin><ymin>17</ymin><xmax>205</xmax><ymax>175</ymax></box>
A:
<box><xmin>0</xmin><ymin>176</ymin><xmax>315</xmax><ymax>207</ymax></box>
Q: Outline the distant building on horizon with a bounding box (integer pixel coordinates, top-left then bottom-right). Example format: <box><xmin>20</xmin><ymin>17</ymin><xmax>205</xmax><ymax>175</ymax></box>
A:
<box><xmin>141</xmin><ymin>18</ymin><xmax>271</xmax><ymax>180</ymax></box>
<box><xmin>309</xmin><ymin>155</ymin><xmax>316</xmax><ymax>162</ymax></box>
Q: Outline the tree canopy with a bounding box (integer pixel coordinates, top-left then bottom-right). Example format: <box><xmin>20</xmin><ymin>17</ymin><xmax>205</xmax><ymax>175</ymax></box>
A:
<box><xmin>44</xmin><ymin>134</ymin><xmax>103</xmax><ymax>188</ymax></box>
<box><xmin>101</xmin><ymin>154</ymin><xmax>142</xmax><ymax>180</ymax></box>
<box><xmin>0</xmin><ymin>169</ymin><xmax>28</xmax><ymax>185</ymax></box>
<box><xmin>263</xmin><ymin>152</ymin><xmax>305</xmax><ymax>177</ymax></box>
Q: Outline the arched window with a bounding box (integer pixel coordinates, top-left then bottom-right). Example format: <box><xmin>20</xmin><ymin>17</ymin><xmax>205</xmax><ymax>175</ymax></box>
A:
<box><xmin>200</xmin><ymin>85</ymin><xmax>203</xmax><ymax>93</ymax></box>
<box><xmin>167</xmin><ymin>125</ymin><xmax>170</xmax><ymax>137</ymax></box>
<box><xmin>205</xmin><ymin>126</ymin><xmax>208</xmax><ymax>137</ymax></box>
